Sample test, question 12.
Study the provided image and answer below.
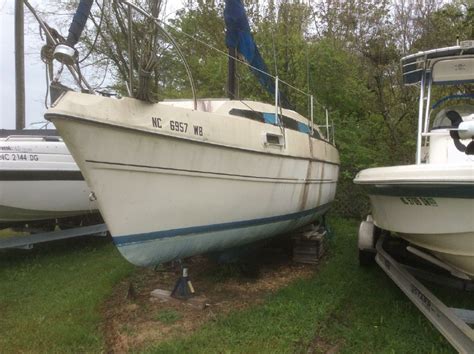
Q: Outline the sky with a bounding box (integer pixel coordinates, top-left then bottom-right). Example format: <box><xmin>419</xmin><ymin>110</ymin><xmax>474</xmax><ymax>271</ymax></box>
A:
<box><xmin>0</xmin><ymin>0</ymin><xmax>48</xmax><ymax>129</ymax></box>
<box><xmin>0</xmin><ymin>0</ymin><xmax>184</xmax><ymax>130</ymax></box>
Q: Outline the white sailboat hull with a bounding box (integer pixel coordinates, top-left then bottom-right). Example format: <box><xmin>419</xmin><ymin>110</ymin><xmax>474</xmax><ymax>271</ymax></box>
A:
<box><xmin>355</xmin><ymin>164</ymin><xmax>474</xmax><ymax>277</ymax></box>
<box><xmin>0</xmin><ymin>134</ymin><xmax>98</xmax><ymax>225</ymax></box>
<box><xmin>47</xmin><ymin>92</ymin><xmax>339</xmax><ymax>266</ymax></box>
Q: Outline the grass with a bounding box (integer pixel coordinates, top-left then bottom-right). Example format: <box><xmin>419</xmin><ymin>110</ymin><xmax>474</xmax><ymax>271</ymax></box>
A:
<box><xmin>0</xmin><ymin>228</ymin><xmax>28</xmax><ymax>238</ymax></box>
<box><xmin>156</xmin><ymin>309</ymin><xmax>183</xmax><ymax>325</ymax></box>
<box><xmin>0</xmin><ymin>235</ymin><xmax>134</xmax><ymax>353</ymax></box>
<box><xmin>147</xmin><ymin>217</ymin><xmax>473</xmax><ymax>353</ymax></box>
<box><xmin>0</xmin><ymin>217</ymin><xmax>472</xmax><ymax>353</ymax></box>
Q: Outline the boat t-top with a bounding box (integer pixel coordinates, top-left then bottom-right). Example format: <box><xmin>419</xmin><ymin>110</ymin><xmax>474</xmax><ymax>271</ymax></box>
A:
<box><xmin>355</xmin><ymin>41</ymin><xmax>474</xmax><ymax>279</ymax></box>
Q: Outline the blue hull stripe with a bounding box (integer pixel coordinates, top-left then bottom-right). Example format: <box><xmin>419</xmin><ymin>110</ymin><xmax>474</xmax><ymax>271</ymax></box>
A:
<box><xmin>114</xmin><ymin>202</ymin><xmax>332</xmax><ymax>246</ymax></box>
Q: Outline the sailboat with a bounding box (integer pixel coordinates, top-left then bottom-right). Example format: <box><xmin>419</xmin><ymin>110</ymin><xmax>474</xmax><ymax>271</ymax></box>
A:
<box><xmin>41</xmin><ymin>0</ymin><xmax>339</xmax><ymax>266</ymax></box>
<box><xmin>355</xmin><ymin>41</ymin><xmax>474</xmax><ymax>279</ymax></box>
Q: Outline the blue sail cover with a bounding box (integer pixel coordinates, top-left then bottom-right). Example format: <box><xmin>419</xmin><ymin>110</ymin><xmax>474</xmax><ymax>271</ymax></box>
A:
<box><xmin>224</xmin><ymin>0</ymin><xmax>291</xmax><ymax>108</ymax></box>
<box><xmin>66</xmin><ymin>0</ymin><xmax>94</xmax><ymax>47</ymax></box>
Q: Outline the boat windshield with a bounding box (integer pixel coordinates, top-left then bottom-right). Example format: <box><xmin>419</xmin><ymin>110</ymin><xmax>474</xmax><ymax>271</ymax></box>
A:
<box><xmin>431</xmin><ymin>103</ymin><xmax>474</xmax><ymax>130</ymax></box>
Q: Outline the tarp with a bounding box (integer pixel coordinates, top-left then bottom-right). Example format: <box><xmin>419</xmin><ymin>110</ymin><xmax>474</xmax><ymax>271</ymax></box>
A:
<box><xmin>224</xmin><ymin>0</ymin><xmax>291</xmax><ymax>108</ymax></box>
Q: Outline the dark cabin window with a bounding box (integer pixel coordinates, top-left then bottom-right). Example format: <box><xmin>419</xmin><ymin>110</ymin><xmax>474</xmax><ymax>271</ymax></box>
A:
<box><xmin>281</xmin><ymin>116</ymin><xmax>299</xmax><ymax>131</ymax></box>
<box><xmin>228</xmin><ymin>108</ymin><xmax>264</xmax><ymax>123</ymax></box>
<box><xmin>312</xmin><ymin>130</ymin><xmax>321</xmax><ymax>139</ymax></box>
<box><xmin>229</xmin><ymin>108</ymin><xmax>325</xmax><ymax>140</ymax></box>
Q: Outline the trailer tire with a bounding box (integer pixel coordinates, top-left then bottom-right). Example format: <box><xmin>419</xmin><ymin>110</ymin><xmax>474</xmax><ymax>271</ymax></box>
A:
<box><xmin>358</xmin><ymin>217</ymin><xmax>377</xmax><ymax>266</ymax></box>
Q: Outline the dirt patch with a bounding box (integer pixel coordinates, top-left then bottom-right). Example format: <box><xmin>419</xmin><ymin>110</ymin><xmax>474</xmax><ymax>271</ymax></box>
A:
<box><xmin>101</xmin><ymin>246</ymin><xmax>321</xmax><ymax>352</ymax></box>
<box><xmin>305</xmin><ymin>334</ymin><xmax>342</xmax><ymax>354</ymax></box>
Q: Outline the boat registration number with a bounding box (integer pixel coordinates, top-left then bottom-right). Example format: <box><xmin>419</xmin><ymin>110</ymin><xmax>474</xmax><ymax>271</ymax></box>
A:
<box><xmin>151</xmin><ymin>117</ymin><xmax>203</xmax><ymax>136</ymax></box>
<box><xmin>400</xmin><ymin>197</ymin><xmax>438</xmax><ymax>207</ymax></box>
<box><xmin>0</xmin><ymin>153</ymin><xmax>39</xmax><ymax>161</ymax></box>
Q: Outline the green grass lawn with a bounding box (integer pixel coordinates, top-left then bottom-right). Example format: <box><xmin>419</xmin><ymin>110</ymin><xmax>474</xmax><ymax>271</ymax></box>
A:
<box><xmin>0</xmin><ymin>228</ymin><xmax>28</xmax><ymax>238</ymax></box>
<box><xmin>148</xmin><ymin>217</ymin><xmax>473</xmax><ymax>353</ymax></box>
<box><xmin>0</xmin><ymin>218</ymin><xmax>472</xmax><ymax>353</ymax></box>
<box><xmin>0</xmin><ymin>236</ymin><xmax>134</xmax><ymax>352</ymax></box>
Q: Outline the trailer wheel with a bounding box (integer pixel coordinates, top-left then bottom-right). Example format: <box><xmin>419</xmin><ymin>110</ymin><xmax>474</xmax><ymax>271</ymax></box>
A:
<box><xmin>358</xmin><ymin>217</ymin><xmax>376</xmax><ymax>266</ymax></box>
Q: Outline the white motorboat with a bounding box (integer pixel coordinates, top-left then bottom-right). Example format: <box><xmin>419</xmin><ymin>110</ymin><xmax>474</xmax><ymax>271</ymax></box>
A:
<box><xmin>0</xmin><ymin>129</ymin><xmax>100</xmax><ymax>230</ymax></box>
<box><xmin>355</xmin><ymin>42</ymin><xmax>474</xmax><ymax>279</ymax></box>
<box><xmin>40</xmin><ymin>0</ymin><xmax>339</xmax><ymax>266</ymax></box>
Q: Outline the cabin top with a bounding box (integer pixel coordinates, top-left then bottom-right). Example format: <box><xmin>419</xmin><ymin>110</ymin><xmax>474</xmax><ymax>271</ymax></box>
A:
<box><xmin>161</xmin><ymin>99</ymin><xmax>326</xmax><ymax>140</ymax></box>
<box><xmin>161</xmin><ymin>99</ymin><xmax>306</xmax><ymax>123</ymax></box>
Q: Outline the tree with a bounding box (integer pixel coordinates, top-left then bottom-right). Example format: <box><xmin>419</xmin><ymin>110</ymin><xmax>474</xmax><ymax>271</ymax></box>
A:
<box><xmin>35</xmin><ymin>0</ymin><xmax>471</xmax><ymax>217</ymax></box>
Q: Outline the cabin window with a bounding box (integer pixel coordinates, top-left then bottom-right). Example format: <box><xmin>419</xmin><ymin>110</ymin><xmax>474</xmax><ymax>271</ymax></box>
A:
<box><xmin>228</xmin><ymin>108</ymin><xmax>264</xmax><ymax>123</ymax></box>
<box><xmin>266</xmin><ymin>133</ymin><xmax>282</xmax><ymax>145</ymax></box>
<box><xmin>312</xmin><ymin>129</ymin><xmax>321</xmax><ymax>139</ymax></box>
<box><xmin>281</xmin><ymin>116</ymin><xmax>298</xmax><ymax>131</ymax></box>
<box><xmin>229</xmin><ymin>108</ymin><xmax>323</xmax><ymax>139</ymax></box>
<box><xmin>262</xmin><ymin>112</ymin><xmax>277</xmax><ymax>124</ymax></box>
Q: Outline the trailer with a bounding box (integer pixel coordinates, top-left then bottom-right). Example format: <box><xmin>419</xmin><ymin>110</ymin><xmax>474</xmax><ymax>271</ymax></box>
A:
<box><xmin>0</xmin><ymin>223</ymin><xmax>108</xmax><ymax>250</ymax></box>
<box><xmin>358</xmin><ymin>218</ymin><xmax>474</xmax><ymax>353</ymax></box>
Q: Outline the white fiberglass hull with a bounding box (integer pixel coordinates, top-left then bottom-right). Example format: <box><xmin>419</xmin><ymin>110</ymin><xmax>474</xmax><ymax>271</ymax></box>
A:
<box><xmin>0</xmin><ymin>133</ymin><xmax>98</xmax><ymax>225</ymax></box>
<box><xmin>47</xmin><ymin>92</ymin><xmax>339</xmax><ymax>266</ymax></box>
<box><xmin>355</xmin><ymin>164</ymin><xmax>474</xmax><ymax>277</ymax></box>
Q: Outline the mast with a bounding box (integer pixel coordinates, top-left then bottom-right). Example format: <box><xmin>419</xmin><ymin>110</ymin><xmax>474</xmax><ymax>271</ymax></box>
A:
<box><xmin>227</xmin><ymin>47</ymin><xmax>236</xmax><ymax>100</ymax></box>
<box><xmin>15</xmin><ymin>0</ymin><xmax>25</xmax><ymax>130</ymax></box>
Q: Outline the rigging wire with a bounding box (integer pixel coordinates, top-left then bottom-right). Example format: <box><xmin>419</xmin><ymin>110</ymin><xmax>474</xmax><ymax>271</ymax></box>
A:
<box><xmin>305</xmin><ymin>38</ymin><xmax>314</xmax><ymax>119</ymax></box>
<box><xmin>161</xmin><ymin>19</ymin><xmax>326</xmax><ymax>108</ymax></box>
<box><xmin>79</xmin><ymin>0</ymin><xmax>105</xmax><ymax>64</ymax></box>
<box><xmin>32</xmin><ymin>0</ymin><xmax>327</xmax><ymax>115</ymax></box>
<box><xmin>75</xmin><ymin>61</ymin><xmax>86</xmax><ymax>91</ymax></box>
<box><xmin>44</xmin><ymin>60</ymin><xmax>50</xmax><ymax>109</ymax></box>
<box><xmin>39</xmin><ymin>25</ymin><xmax>50</xmax><ymax>109</ymax></box>
<box><xmin>93</xmin><ymin>58</ymin><xmax>110</xmax><ymax>89</ymax></box>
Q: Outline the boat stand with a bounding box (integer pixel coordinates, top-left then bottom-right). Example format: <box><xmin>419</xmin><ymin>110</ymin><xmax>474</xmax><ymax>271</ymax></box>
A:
<box><xmin>292</xmin><ymin>226</ymin><xmax>328</xmax><ymax>264</ymax></box>
<box><xmin>375</xmin><ymin>235</ymin><xmax>474</xmax><ymax>352</ymax></box>
<box><xmin>0</xmin><ymin>223</ymin><xmax>108</xmax><ymax>250</ymax></box>
<box><xmin>171</xmin><ymin>267</ymin><xmax>195</xmax><ymax>299</ymax></box>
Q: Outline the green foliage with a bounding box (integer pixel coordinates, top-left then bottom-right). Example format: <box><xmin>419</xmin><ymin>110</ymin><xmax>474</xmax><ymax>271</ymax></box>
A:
<box><xmin>413</xmin><ymin>1</ymin><xmax>474</xmax><ymax>50</ymax></box>
<box><xmin>310</xmin><ymin>40</ymin><xmax>374</xmax><ymax>119</ymax></box>
<box><xmin>163</xmin><ymin>1</ymin><xmax>228</xmax><ymax>99</ymax></box>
